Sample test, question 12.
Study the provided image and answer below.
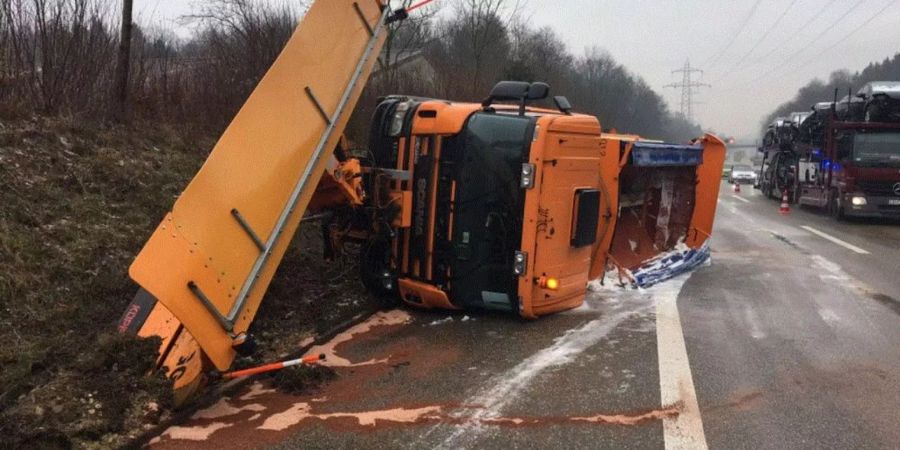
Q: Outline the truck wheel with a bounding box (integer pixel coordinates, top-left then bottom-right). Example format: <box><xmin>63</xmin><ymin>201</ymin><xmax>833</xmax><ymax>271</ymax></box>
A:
<box><xmin>359</xmin><ymin>239</ymin><xmax>399</xmax><ymax>307</ymax></box>
<box><xmin>829</xmin><ymin>191</ymin><xmax>845</xmax><ymax>221</ymax></box>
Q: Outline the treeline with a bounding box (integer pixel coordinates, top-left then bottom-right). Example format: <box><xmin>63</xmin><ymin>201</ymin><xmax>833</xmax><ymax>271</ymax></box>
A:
<box><xmin>763</xmin><ymin>53</ymin><xmax>900</xmax><ymax>129</ymax></box>
<box><xmin>0</xmin><ymin>0</ymin><xmax>702</xmax><ymax>143</ymax></box>
<box><xmin>0</xmin><ymin>0</ymin><xmax>302</xmax><ymax>132</ymax></box>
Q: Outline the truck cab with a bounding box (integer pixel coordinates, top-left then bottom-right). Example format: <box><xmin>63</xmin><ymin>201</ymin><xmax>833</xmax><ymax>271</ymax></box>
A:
<box><xmin>798</xmin><ymin>121</ymin><xmax>900</xmax><ymax>219</ymax></box>
<box><xmin>360</xmin><ymin>82</ymin><xmax>725</xmax><ymax>318</ymax></box>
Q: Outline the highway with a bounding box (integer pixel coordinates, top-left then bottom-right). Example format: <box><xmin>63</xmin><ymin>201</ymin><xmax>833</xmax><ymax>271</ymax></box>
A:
<box><xmin>150</xmin><ymin>181</ymin><xmax>900</xmax><ymax>450</ymax></box>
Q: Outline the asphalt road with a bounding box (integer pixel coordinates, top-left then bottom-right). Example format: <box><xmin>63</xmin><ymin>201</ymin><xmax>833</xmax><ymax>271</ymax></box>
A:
<box><xmin>151</xmin><ymin>181</ymin><xmax>900</xmax><ymax>450</ymax></box>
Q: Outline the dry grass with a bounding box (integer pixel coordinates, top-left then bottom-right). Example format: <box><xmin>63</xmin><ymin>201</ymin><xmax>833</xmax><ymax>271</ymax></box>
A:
<box><xmin>0</xmin><ymin>116</ymin><xmax>377</xmax><ymax>448</ymax></box>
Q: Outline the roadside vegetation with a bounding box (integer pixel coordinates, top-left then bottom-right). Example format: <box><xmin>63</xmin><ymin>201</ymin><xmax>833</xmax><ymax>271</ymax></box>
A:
<box><xmin>0</xmin><ymin>0</ymin><xmax>703</xmax><ymax>448</ymax></box>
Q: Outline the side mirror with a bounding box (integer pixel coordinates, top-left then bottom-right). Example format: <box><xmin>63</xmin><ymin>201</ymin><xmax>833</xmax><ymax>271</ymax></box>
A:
<box><xmin>527</xmin><ymin>82</ymin><xmax>550</xmax><ymax>101</ymax></box>
<box><xmin>553</xmin><ymin>96</ymin><xmax>572</xmax><ymax>114</ymax></box>
<box><xmin>482</xmin><ymin>81</ymin><xmax>530</xmax><ymax>106</ymax></box>
<box><xmin>482</xmin><ymin>81</ymin><xmax>553</xmax><ymax>115</ymax></box>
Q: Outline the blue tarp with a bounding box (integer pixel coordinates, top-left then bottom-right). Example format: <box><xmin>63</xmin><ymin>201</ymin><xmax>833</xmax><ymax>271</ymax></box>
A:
<box><xmin>631</xmin><ymin>242</ymin><xmax>711</xmax><ymax>288</ymax></box>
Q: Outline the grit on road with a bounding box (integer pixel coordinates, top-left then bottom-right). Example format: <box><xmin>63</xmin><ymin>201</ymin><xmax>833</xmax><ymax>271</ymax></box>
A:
<box><xmin>151</xmin><ymin>181</ymin><xmax>900</xmax><ymax>450</ymax></box>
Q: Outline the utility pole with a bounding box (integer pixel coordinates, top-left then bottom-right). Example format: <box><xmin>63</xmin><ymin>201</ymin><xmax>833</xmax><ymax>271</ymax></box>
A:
<box><xmin>664</xmin><ymin>59</ymin><xmax>709</xmax><ymax>123</ymax></box>
<box><xmin>114</xmin><ymin>0</ymin><xmax>134</xmax><ymax>122</ymax></box>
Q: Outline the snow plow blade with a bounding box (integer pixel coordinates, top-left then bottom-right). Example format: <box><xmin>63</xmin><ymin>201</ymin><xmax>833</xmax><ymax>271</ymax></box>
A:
<box><xmin>120</xmin><ymin>0</ymin><xmax>390</xmax><ymax>400</ymax></box>
<box><xmin>599</xmin><ymin>134</ymin><xmax>726</xmax><ymax>285</ymax></box>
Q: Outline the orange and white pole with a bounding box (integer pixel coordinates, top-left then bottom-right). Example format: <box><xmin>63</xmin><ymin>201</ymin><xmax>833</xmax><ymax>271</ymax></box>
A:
<box><xmin>222</xmin><ymin>353</ymin><xmax>326</xmax><ymax>380</ymax></box>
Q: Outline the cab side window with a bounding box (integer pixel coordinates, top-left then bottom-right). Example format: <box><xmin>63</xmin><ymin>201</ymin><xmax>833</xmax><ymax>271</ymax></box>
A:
<box><xmin>836</xmin><ymin>134</ymin><xmax>852</xmax><ymax>162</ymax></box>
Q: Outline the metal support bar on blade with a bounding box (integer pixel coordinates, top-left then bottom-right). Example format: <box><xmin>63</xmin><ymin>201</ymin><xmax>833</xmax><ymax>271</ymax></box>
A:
<box><xmin>188</xmin><ymin>281</ymin><xmax>233</xmax><ymax>331</ymax></box>
<box><xmin>300</xmin><ymin>212</ymin><xmax>332</xmax><ymax>223</ymax></box>
<box><xmin>231</xmin><ymin>208</ymin><xmax>266</xmax><ymax>252</ymax></box>
<box><xmin>225</xmin><ymin>5</ymin><xmax>392</xmax><ymax>324</ymax></box>
<box><xmin>305</xmin><ymin>87</ymin><xmax>333</xmax><ymax>125</ymax></box>
<box><xmin>353</xmin><ymin>2</ymin><xmax>375</xmax><ymax>36</ymax></box>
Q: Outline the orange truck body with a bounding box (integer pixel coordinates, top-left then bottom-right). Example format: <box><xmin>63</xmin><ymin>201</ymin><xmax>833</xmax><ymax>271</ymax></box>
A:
<box><xmin>377</xmin><ymin>100</ymin><xmax>725</xmax><ymax>319</ymax></box>
<box><xmin>117</xmin><ymin>0</ymin><xmax>726</xmax><ymax>404</ymax></box>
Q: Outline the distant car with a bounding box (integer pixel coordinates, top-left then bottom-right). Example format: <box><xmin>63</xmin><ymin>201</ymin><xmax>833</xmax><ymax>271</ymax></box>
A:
<box><xmin>728</xmin><ymin>164</ymin><xmax>757</xmax><ymax>184</ymax></box>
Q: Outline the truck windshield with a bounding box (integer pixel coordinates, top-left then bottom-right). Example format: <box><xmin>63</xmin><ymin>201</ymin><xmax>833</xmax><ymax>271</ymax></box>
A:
<box><xmin>853</xmin><ymin>132</ymin><xmax>900</xmax><ymax>167</ymax></box>
<box><xmin>444</xmin><ymin>112</ymin><xmax>534</xmax><ymax>310</ymax></box>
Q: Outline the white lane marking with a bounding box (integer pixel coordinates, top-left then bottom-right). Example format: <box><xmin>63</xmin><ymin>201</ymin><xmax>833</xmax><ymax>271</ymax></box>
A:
<box><xmin>800</xmin><ymin>226</ymin><xmax>870</xmax><ymax>254</ymax></box>
<box><xmin>731</xmin><ymin>195</ymin><xmax>750</xmax><ymax>204</ymax></box>
<box><xmin>657</xmin><ymin>275</ymin><xmax>708</xmax><ymax>450</ymax></box>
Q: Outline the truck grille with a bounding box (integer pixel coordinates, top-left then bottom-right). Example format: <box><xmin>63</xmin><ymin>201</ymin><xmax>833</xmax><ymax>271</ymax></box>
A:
<box><xmin>877</xmin><ymin>205</ymin><xmax>900</xmax><ymax>217</ymax></box>
<box><xmin>856</xmin><ymin>181</ymin><xmax>899</xmax><ymax>196</ymax></box>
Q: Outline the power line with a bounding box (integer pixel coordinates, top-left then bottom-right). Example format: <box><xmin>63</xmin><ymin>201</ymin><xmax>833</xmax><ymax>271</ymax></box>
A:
<box><xmin>744</xmin><ymin>0</ymin><xmax>867</xmax><ymax>85</ymax></box>
<box><xmin>664</xmin><ymin>60</ymin><xmax>710</xmax><ymax>122</ymax></box>
<box><xmin>702</xmin><ymin>0</ymin><xmax>763</xmax><ymax>69</ymax></box>
<box><xmin>711</xmin><ymin>0</ymin><xmax>799</xmax><ymax>84</ymax></box>
<box><xmin>749</xmin><ymin>0</ymin><xmax>839</xmax><ymax>67</ymax></box>
<box><xmin>791</xmin><ymin>0</ymin><xmax>900</xmax><ymax>73</ymax></box>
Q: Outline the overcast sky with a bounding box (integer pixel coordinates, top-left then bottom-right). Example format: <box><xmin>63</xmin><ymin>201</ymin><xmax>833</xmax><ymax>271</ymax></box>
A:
<box><xmin>134</xmin><ymin>0</ymin><xmax>900</xmax><ymax>140</ymax></box>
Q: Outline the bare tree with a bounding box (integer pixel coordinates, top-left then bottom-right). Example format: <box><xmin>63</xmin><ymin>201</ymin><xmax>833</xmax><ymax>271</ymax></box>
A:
<box><xmin>505</xmin><ymin>24</ymin><xmax>572</xmax><ymax>96</ymax></box>
<box><xmin>0</xmin><ymin>0</ymin><xmax>701</xmax><ymax>142</ymax></box>
<box><xmin>376</xmin><ymin>0</ymin><xmax>439</xmax><ymax>94</ymax></box>
<box><xmin>1</xmin><ymin>0</ymin><xmax>117</xmax><ymax>114</ymax></box>
<box><xmin>114</xmin><ymin>0</ymin><xmax>133</xmax><ymax>121</ymax></box>
<box><xmin>179</xmin><ymin>0</ymin><xmax>305</xmax><ymax>130</ymax></box>
<box><xmin>427</xmin><ymin>0</ymin><xmax>513</xmax><ymax>100</ymax></box>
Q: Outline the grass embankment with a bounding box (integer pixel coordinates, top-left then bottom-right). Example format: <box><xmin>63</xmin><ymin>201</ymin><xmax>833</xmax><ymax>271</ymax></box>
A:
<box><xmin>0</xmin><ymin>117</ymin><xmax>373</xmax><ymax>449</ymax></box>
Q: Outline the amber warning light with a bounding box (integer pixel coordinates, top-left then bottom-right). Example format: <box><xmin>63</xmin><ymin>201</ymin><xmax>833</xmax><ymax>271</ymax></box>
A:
<box><xmin>537</xmin><ymin>276</ymin><xmax>560</xmax><ymax>290</ymax></box>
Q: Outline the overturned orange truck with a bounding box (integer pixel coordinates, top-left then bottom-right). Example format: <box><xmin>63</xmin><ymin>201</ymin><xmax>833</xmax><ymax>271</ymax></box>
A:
<box><xmin>117</xmin><ymin>0</ymin><xmax>725</xmax><ymax>403</ymax></box>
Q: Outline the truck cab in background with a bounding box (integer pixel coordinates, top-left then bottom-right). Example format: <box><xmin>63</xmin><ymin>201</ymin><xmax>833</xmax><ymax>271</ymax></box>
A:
<box><xmin>796</xmin><ymin>113</ymin><xmax>900</xmax><ymax>219</ymax></box>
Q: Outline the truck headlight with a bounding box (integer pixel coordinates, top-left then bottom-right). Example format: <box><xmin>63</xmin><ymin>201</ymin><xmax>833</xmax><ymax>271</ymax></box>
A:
<box><xmin>520</xmin><ymin>164</ymin><xmax>536</xmax><ymax>189</ymax></box>
<box><xmin>851</xmin><ymin>196</ymin><xmax>867</xmax><ymax>206</ymax></box>
<box><xmin>388</xmin><ymin>101</ymin><xmax>410</xmax><ymax>136</ymax></box>
<box><xmin>513</xmin><ymin>251</ymin><xmax>528</xmax><ymax>276</ymax></box>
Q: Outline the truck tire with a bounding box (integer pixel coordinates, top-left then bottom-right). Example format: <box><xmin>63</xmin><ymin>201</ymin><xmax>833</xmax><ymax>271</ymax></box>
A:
<box><xmin>829</xmin><ymin>190</ymin><xmax>845</xmax><ymax>221</ymax></box>
<box><xmin>765</xmin><ymin>182</ymin><xmax>775</xmax><ymax>200</ymax></box>
<box><xmin>359</xmin><ymin>239</ymin><xmax>400</xmax><ymax>307</ymax></box>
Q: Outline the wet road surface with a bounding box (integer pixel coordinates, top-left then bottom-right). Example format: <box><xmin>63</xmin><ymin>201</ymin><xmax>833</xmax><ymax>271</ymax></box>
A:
<box><xmin>151</xmin><ymin>181</ymin><xmax>900</xmax><ymax>449</ymax></box>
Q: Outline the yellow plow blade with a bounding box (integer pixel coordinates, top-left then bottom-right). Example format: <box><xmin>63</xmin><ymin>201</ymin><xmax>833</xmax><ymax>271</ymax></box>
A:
<box><xmin>129</xmin><ymin>0</ymin><xmax>389</xmax><ymax>371</ymax></box>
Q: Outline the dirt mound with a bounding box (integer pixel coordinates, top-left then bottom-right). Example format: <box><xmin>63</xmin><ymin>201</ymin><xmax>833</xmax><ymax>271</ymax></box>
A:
<box><xmin>0</xmin><ymin>117</ymin><xmax>377</xmax><ymax>448</ymax></box>
<box><xmin>269</xmin><ymin>365</ymin><xmax>338</xmax><ymax>394</ymax></box>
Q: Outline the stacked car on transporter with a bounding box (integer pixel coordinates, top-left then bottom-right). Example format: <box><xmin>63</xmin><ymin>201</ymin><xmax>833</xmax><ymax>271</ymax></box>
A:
<box><xmin>757</xmin><ymin>81</ymin><xmax>900</xmax><ymax>219</ymax></box>
<box><xmin>756</xmin><ymin>113</ymin><xmax>806</xmax><ymax>200</ymax></box>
